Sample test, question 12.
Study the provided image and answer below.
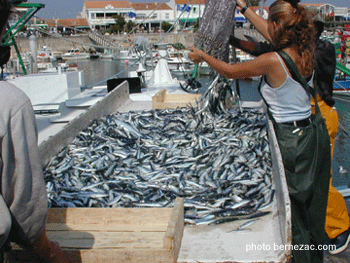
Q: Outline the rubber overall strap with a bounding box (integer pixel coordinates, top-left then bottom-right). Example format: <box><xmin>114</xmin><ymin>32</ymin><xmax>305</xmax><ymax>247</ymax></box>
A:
<box><xmin>277</xmin><ymin>50</ymin><xmax>322</xmax><ymax>117</ymax></box>
<box><xmin>257</xmin><ymin>77</ymin><xmax>277</xmax><ymax>123</ymax></box>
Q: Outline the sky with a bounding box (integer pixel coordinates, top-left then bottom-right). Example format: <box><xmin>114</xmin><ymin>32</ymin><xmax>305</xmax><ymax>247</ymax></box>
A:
<box><xmin>28</xmin><ymin>0</ymin><xmax>350</xmax><ymax>19</ymax></box>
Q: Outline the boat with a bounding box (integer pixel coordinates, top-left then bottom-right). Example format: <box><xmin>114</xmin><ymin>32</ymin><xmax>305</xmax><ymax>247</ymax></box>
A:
<box><xmin>334</xmin><ymin>62</ymin><xmax>350</xmax><ymax>97</ymax></box>
<box><xmin>334</xmin><ymin>77</ymin><xmax>350</xmax><ymax>97</ymax></box>
<box><xmin>115</xmin><ymin>48</ymin><xmax>144</xmax><ymax>63</ymax></box>
<box><xmin>125</xmin><ymin>43</ymin><xmax>188</xmax><ymax>100</ymax></box>
<box><xmin>145</xmin><ymin>44</ymin><xmax>193</xmax><ymax>71</ymax></box>
<box><xmin>37</xmin><ymin>46</ymin><xmax>62</xmax><ymax>62</ymax></box>
<box><xmin>32</xmin><ymin>77</ymin><xmax>291</xmax><ymax>263</ymax></box>
<box><xmin>61</xmin><ymin>48</ymin><xmax>90</xmax><ymax>60</ymax></box>
<box><xmin>89</xmin><ymin>52</ymin><xmax>102</xmax><ymax>60</ymax></box>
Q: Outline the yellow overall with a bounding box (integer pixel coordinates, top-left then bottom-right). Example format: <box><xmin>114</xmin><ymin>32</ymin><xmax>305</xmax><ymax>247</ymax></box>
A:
<box><xmin>312</xmin><ymin>97</ymin><xmax>350</xmax><ymax>239</ymax></box>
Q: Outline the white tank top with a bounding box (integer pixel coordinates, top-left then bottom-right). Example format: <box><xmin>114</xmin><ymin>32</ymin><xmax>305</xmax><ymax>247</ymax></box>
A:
<box><xmin>260</xmin><ymin>52</ymin><xmax>312</xmax><ymax>123</ymax></box>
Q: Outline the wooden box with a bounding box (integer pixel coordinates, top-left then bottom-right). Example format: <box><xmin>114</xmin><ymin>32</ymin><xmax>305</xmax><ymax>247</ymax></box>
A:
<box><xmin>7</xmin><ymin>198</ymin><xmax>184</xmax><ymax>263</ymax></box>
<box><xmin>152</xmin><ymin>89</ymin><xmax>201</xmax><ymax>109</ymax></box>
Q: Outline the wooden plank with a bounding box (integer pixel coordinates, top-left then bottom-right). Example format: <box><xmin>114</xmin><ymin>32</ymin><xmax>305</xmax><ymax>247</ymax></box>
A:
<box><xmin>47</xmin><ymin>207</ymin><xmax>173</xmax><ymax>225</ymax></box>
<box><xmin>8</xmin><ymin>198</ymin><xmax>184</xmax><ymax>263</ymax></box>
<box><xmin>46</xmin><ymin>222</ymin><xmax>169</xmax><ymax>232</ymax></box>
<box><xmin>164</xmin><ymin>198</ymin><xmax>184</xmax><ymax>249</ymax></box>
<box><xmin>164</xmin><ymin>197</ymin><xmax>184</xmax><ymax>261</ymax></box>
<box><xmin>152</xmin><ymin>89</ymin><xmax>166</xmax><ymax>103</ymax></box>
<box><xmin>152</xmin><ymin>89</ymin><xmax>201</xmax><ymax>109</ymax></box>
<box><xmin>7</xmin><ymin>249</ymin><xmax>175</xmax><ymax>263</ymax></box>
<box><xmin>46</xmin><ymin>231</ymin><xmax>165</xmax><ymax>249</ymax></box>
<box><xmin>77</xmin><ymin>249</ymin><xmax>175</xmax><ymax>263</ymax></box>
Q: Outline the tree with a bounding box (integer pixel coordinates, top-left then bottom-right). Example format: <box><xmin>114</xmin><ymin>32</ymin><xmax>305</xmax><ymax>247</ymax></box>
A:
<box><xmin>161</xmin><ymin>21</ymin><xmax>174</xmax><ymax>33</ymax></box>
<box><xmin>249</xmin><ymin>0</ymin><xmax>260</xmax><ymax>6</ymax></box>
<box><xmin>109</xmin><ymin>14</ymin><xmax>126</xmax><ymax>34</ymax></box>
<box><xmin>126</xmin><ymin>20</ymin><xmax>137</xmax><ymax>33</ymax></box>
<box><xmin>193</xmin><ymin>18</ymin><xmax>200</xmax><ymax>32</ymax></box>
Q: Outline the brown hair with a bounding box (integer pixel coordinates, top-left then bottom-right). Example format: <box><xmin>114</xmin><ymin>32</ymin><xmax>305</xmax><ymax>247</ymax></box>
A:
<box><xmin>0</xmin><ymin>0</ymin><xmax>12</xmax><ymax>34</ymax></box>
<box><xmin>268</xmin><ymin>0</ymin><xmax>315</xmax><ymax>76</ymax></box>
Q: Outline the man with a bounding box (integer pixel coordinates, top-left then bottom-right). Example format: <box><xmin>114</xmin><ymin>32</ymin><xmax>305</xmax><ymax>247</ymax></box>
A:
<box><xmin>0</xmin><ymin>0</ymin><xmax>69</xmax><ymax>261</ymax></box>
<box><xmin>232</xmin><ymin>0</ymin><xmax>350</xmax><ymax>255</ymax></box>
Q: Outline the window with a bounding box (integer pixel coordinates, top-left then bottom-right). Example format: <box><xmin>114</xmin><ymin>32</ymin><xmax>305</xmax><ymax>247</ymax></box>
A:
<box><xmin>165</xmin><ymin>13</ymin><xmax>169</xmax><ymax>19</ymax></box>
<box><xmin>96</xmin><ymin>13</ymin><xmax>104</xmax><ymax>19</ymax></box>
<box><xmin>105</xmin><ymin>13</ymin><xmax>116</xmax><ymax>19</ymax></box>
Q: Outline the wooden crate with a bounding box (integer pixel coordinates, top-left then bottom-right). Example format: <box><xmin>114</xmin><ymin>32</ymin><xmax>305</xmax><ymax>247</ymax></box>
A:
<box><xmin>152</xmin><ymin>89</ymin><xmax>201</xmax><ymax>109</ymax></box>
<box><xmin>7</xmin><ymin>198</ymin><xmax>184</xmax><ymax>263</ymax></box>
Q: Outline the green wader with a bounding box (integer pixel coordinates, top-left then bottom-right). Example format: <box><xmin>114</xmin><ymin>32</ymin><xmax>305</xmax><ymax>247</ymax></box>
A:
<box><xmin>260</xmin><ymin>51</ymin><xmax>331</xmax><ymax>263</ymax></box>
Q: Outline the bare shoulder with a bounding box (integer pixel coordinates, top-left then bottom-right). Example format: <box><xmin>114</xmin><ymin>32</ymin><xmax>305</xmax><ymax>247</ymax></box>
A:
<box><xmin>255</xmin><ymin>52</ymin><xmax>279</xmax><ymax>64</ymax></box>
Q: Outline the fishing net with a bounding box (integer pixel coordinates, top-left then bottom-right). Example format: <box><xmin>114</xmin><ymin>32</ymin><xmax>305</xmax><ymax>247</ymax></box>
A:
<box><xmin>194</xmin><ymin>0</ymin><xmax>238</xmax><ymax>114</ymax></box>
<box><xmin>194</xmin><ymin>0</ymin><xmax>236</xmax><ymax>62</ymax></box>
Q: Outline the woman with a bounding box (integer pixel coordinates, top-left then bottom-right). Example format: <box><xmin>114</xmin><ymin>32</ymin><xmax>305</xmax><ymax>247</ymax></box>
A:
<box><xmin>232</xmin><ymin>0</ymin><xmax>350</xmax><ymax>256</ymax></box>
<box><xmin>190</xmin><ymin>1</ymin><xmax>331</xmax><ymax>262</ymax></box>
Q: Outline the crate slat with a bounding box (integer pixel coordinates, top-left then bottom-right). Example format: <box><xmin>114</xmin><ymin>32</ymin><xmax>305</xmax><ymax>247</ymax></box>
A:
<box><xmin>152</xmin><ymin>89</ymin><xmax>201</xmax><ymax>109</ymax></box>
<box><xmin>8</xmin><ymin>198</ymin><xmax>184</xmax><ymax>263</ymax></box>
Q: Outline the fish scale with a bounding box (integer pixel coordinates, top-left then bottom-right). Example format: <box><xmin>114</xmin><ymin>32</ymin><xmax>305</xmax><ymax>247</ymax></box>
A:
<box><xmin>44</xmin><ymin>106</ymin><xmax>274</xmax><ymax>225</ymax></box>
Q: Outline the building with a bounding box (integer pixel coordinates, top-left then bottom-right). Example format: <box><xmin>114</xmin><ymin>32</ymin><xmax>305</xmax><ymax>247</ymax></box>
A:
<box><xmin>46</xmin><ymin>19</ymin><xmax>90</xmax><ymax>34</ymax></box>
<box><xmin>302</xmin><ymin>3</ymin><xmax>348</xmax><ymax>22</ymax></box>
<box><xmin>80</xmin><ymin>1</ymin><xmax>133</xmax><ymax>30</ymax></box>
<box><xmin>131</xmin><ymin>2</ymin><xmax>174</xmax><ymax>32</ymax></box>
<box><xmin>80</xmin><ymin>1</ymin><xmax>174</xmax><ymax>32</ymax></box>
<box><xmin>174</xmin><ymin>0</ymin><xmax>205</xmax><ymax>29</ymax></box>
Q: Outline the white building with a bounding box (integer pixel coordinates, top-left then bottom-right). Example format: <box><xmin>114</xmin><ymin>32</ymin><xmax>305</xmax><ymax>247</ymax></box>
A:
<box><xmin>80</xmin><ymin>1</ymin><xmax>133</xmax><ymax>30</ymax></box>
<box><xmin>131</xmin><ymin>2</ymin><xmax>174</xmax><ymax>32</ymax></box>
<box><xmin>80</xmin><ymin>1</ymin><xmax>174</xmax><ymax>32</ymax></box>
<box><xmin>174</xmin><ymin>0</ymin><xmax>205</xmax><ymax>28</ymax></box>
<box><xmin>302</xmin><ymin>3</ymin><xmax>348</xmax><ymax>22</ymax></box>
<box><xmin>79</xmin><ymin>1</ymin><xmax>350</xmax><ymax>32</ymax></box>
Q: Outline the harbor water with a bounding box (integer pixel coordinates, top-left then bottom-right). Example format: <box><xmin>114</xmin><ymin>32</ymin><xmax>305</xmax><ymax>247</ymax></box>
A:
<box><xmin>71</xmin><ymin>59</ymin><xmax>350</xmax><ymax>192</ymax></box>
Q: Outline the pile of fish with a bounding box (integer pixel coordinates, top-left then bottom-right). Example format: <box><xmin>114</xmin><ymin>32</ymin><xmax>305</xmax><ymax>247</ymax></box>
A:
<box><xmin>44</xmin><ymin>104</ymin><xmax>274</xmax><ymax>225</ymax></box>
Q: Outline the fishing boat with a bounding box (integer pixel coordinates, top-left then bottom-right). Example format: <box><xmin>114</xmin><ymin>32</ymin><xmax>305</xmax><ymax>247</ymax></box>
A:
<box><xmin>115</xmin><ymin>48</ymin><xmax>144</xmax><ymax>63</ymax></box>
<box><xmin>145</xmin><ymin>45</ymin><xmax>193</xmax><ymax>71</ymax></box>
<box><xmin>334</xmin><ymin>62</ymin><xmax>350</xmax><ymax>97</ymax></box>
<box><xmin>334</xmin><ymin>77</ymin><xmax>350</xmax><ymax>97</ymax></box>
<box><xmin>61</xmin><ymin>48</ymin><xmax>90</xmax><ymax>60</ymax></box>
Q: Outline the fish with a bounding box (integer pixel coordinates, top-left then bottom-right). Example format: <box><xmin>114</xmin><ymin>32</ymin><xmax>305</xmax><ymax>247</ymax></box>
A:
<box><xmin>44</xmin><ymin>97</ymin><xmax>274</xmax><ymax>225</ymax></box>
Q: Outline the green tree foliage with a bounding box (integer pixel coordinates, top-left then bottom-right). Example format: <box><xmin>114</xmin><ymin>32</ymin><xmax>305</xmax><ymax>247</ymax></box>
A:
<box><xmin>109</xmin><ymin>14</ymin><xmax>126</xmax><ymax>34</ymax></box>
<box><xmin>161</xmin><ymin>21</ymin><xmax>174</xmax><ymax>33</ymax></box>
<box><xmin>248</xmin><ymin>0</ymin><xmax>260</xmax><ymax>6</ymax></box>
<box><xmin>126</xmin><ymin>20</ymin><xmax>137</xmax><ymax>33</ymax></box>
<box><xmin>193</xmin><ymin>18</ymin><xmax>200</xmax><ymax>32</ymax></box>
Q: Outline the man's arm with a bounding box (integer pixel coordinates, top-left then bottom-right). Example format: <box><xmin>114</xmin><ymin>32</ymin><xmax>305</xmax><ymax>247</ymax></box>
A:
<box><xmin>229</xmin><ymin>36</ymin><xmax>274</xmax><ymax>56</ymax></box>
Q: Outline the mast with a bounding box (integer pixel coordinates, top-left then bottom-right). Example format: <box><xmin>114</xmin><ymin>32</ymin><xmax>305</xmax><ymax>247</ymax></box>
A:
<box><xmin>259</xmin><ymin>0</ymin><xmax>265</xmax><ymax>17</ymax></box>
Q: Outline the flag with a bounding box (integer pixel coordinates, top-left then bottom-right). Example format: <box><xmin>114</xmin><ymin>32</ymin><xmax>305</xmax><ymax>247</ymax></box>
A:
<box><xmin>128</xmin><ymin>12</ymin><xmax>136</xmax><ymax>18</ymax></box>
<box><xmin>177</xmin><ymin>4</ymin><xmax>191</xmax><ymax>12</ymax></box>
<box><xmin>183</xmin><ymin>4</ymin><xmax>191</xmax><ymax>12</ymax></box>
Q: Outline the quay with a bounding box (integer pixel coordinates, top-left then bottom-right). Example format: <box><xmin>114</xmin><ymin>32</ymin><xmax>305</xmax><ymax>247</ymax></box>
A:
<box><xmin>14</xmin><ymin>28</ymin><xmax>266</xmax><ymax>54</ymax></box>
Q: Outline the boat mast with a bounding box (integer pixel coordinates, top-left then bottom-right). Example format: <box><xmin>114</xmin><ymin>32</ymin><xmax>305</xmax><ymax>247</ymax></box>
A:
<box><xmin>259</xmin><ymin>0</ymin><xmax>265</xmax><ymax>17</ymax></box>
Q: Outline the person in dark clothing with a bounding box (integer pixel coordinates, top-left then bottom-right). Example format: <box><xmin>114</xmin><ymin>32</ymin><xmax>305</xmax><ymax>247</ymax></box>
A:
<box><xmin>232</xmin><ymin>0</ymin><xmax>350</xmax><ymax>255</ymax></box>
<box><xmin>313</xmin><ymin>21</ymin><xmax>335</xmax><ymax>107</ymax></box>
